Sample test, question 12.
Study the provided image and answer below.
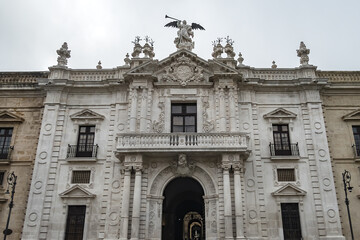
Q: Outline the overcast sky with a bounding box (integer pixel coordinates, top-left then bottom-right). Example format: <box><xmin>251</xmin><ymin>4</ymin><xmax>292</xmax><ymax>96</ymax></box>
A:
<box><xmin>0</xmin><ymin>0</ymin><xmax>359</xmax><ymax>71</ymax></box>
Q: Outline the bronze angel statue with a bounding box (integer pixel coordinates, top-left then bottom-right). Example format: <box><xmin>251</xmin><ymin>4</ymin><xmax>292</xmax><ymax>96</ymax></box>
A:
<box><xmin>165</xmin><ymin>15</ymin><xmax>205</xmax><ymax>51</ymax></box>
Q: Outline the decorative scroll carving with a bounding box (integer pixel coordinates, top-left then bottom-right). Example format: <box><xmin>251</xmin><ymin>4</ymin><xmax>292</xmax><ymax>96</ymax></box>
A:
<box><xmin>202</xmin><ymin>97</ymin><xmax>214</xmax><ymax>132</ymax></box>
<box><xmin>159</xmin><ymin>55</ymin><xmax>205</xmax><ymax>86</ymax></box>
<box><xmin>152</xmin><ymin>102</ymin><xmax>165</xmax><ymax>133</ymax></box>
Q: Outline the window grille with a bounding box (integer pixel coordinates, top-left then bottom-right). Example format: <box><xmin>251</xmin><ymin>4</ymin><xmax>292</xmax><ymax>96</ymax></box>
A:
<box><xmin>277</xmin><ymin>168</ymin><xmax>295</xmax><ymax>182</ymax></box>
<box><xmin>71</xmin><ymin>171</ymin><xmax>91</xmax><ymax>184</ymax></box>
<box><xmin>65</xmin><ymin>205</ymin><xmax>86</xmax><ymax>240</ymax></box>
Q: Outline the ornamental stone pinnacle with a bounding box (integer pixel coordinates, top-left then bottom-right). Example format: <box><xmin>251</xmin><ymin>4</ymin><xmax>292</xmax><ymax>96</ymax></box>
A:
<box><xmin>297</xmin><ymin>41</ymin><xmax>310</xmax><ymax>66</ymax></box>
<box><xmin>56</xmin><ymin>42</ymin><xmax>71</xmax><ymax>67</ymax></box>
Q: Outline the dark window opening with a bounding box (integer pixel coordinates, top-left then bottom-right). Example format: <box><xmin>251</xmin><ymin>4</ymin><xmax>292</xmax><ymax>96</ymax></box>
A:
<box><xmin>0</xmin><ymin>128</ymin><xmax>13</xmax><ymax>159</ymax></box>
<box><xmin>65</xmin><ymin>205</ymin><xmax>86</xmax><ymax>240</ymax></box>
<box><xmin>76</xmin><ymin>126</ymin><xmax>95</xmax><ymax>157</ymax></box>
<box><xmin>353</xmin><ymin>126</ymin><xmax>360</xmax><ymax>156</ymax></box>
<box><xmin>281</xmin><ymin>203</ymin><xmax>302</xmax><ymax>240</ymax></box>
<box><xmin>273</xmin><ymin>124</ymin><xmax>291</xmax><ymax>155</ymax></box>
<box><xmin>0</xmin><ymin>171</ymin><xmax>5</xmax><ymax>185</ymax></box>
<box><xmin>171</xmin><ymin>103</ymin><xmax>197</xmax><ymax>133</ymax></box>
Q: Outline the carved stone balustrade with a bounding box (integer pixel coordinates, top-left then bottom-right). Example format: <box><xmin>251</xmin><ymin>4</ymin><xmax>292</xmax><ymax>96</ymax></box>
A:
<box><xmin>116</xmin><ymin>132</ymin><xmax>250</xmax><ymax>154</ymax></box>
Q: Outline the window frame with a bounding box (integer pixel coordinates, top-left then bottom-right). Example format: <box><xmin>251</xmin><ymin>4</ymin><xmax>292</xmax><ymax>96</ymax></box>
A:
<box><xmin>0</xmin><ymin>127</ymin><xmax>13</xmax><ymax>159</ymax></box>
<box><xmin>352</xmin><ymin>125</ymin><xmax>360</xmax><ymax>157</ymax></box>
<box><xmin>171</xmin><ymin>103</ymin><xmax>197</xmax><ymax>133</ymax></box>
<box><xmin>272</xmin><ymin>124</ymin><xmax>291</xmax><ymax>156</ymax></box>
<box><xmin>76</xmin><ymin>125</ymin><xmax>95</xmax><ymax>157</ymax></box>
<box><xmin>64</xmin><ymin>205</ymin><xmax>86</xmax><ymax>240</ymax></box>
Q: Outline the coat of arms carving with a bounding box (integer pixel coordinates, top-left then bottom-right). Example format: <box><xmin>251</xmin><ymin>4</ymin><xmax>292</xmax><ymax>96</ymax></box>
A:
<box><xmin>160</xmin><ymin>55</ymin><xmax>205</xmax><ymax>86</ymax></box>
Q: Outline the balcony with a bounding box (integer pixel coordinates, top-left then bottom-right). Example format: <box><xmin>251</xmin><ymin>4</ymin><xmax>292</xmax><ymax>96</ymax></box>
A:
<box><xmin>66</xmin><ymin>144</ymin><xmax>98</xmax><ymax>161</ymax></box>
<box><xmin>269</xmin><ymin>143</ymin><xmax>300</xmax><ymax>160</ymax></box>
<box><xmin>0</xmin><ymin>146</ymin><xmax>13</xmax><ymax>164</ymax></box>
<box><xmin>353</xmin><ymin>144</ymin><xmax>360</xmax><ymax>159</ymax></box>
<box><xmin>116</xmin><ymin>133</ymin><xmax>249</xmax><ymax>155</ymax></box>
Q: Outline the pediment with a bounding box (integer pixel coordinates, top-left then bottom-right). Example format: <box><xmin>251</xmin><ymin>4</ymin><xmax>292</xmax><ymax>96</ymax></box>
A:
<box><xmin>342</xmin><ymin>109</ymin><xmax>360</xmax><ymax>121</ymax></box>
<box><xmin>59</xmin><ymin>185</ymin><xmax>96</xmax><ymax>199</ymax></box>
<box><xmin>70</xmin><ymin>109</ymin><xmax>104</xmax><ymax>121</ymax></box>
<box><xmin>125</xmin><ymin>49</ymin><xmax>241</xmax><ymax>86</ymax></box>
<box><xmin>0</xmin><ymin>111</ymin><xmax>24</xmax><ymax>122</ymax></box>
<box><xmin>264</xmin><ymin>108</ymin><xmax>297</xmax><ymax>120</ymax></box>
<box><xmin>272</xmin><ymin>183</ymin><xmax>306</xmax><ymax>196</ymax></box>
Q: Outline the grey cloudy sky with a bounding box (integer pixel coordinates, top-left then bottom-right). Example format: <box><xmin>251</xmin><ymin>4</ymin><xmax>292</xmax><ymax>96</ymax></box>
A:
<box><xmin>0</xmin><ymin>0</ymin><xmax>359</xmax><ymax>71</ymax></box>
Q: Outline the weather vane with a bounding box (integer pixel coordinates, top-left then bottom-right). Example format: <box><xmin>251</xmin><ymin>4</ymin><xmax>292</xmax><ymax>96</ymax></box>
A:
<box><xmin>164</xmin><ymin>15</ymin><xmax>205</xmax><ymax>51</ymax></box>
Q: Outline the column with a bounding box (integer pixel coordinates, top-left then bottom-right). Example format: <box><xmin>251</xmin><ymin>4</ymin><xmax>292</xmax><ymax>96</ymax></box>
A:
<box><xmin>119</xmin><ymin>168</ymin><xmax>131</xmax><ymax>240</ymax></box>
<box><xmin>129</xmin><ymin>87</ymin><xmax>138</xmax><ymax>132</ymax></box>
<box><xmin>130</xmin><ymin>167</ymin><xmax>142</xmax><ymax>240</ymax></box>
<box><xmin>233</xmin><ymin>165</ymin><xmax>245</xmax><ymax>239</ymax></box>
<box><xmin>223</xmin><ymin>165</ymin><xmax>234</xmax><ymax>240</ymax></box>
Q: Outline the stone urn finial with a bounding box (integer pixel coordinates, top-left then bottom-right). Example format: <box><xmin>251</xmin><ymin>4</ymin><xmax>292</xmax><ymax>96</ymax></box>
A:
<box><xmin>237</xmin><ymin>52</ymin><xmax>244</xmax><ymax>66</ymax></box>
<box><xmin>96</xmin><ymin>61</ymin><xmax>102</xmax><ymax>69</ymax></box>
<box><xmin>143</xmin><ymin>36</ymin><xmax>155</xmax><ymax>59</ymax></box>
<box><xmin>56</xmin><ymin>42</ymin><xmax>71</xmax><ymax>67</ymax></box>
<box><xmin>131</xmin><ymin>36</ymin><xmax>142</xmax><ymax>58</ymax></box>
<box><xmin>212</xmin><ymin>38</ymin><xmax>223</xmax><ymax>59</ymax></box>
<box><xmin>271</xmin><ymin>61</ymin><xmax>277</xmax><ymax>69</ymax></box>
<box><xmin>224</xmin><ymin>36</ymin><xmax>235</xmax><ymax>58</ymax></box>
<box><xmin>124</xmin><ymin>53</ymin><xmax>131</xmax><ymax>66</ymax></box>
<box><xmin>296</xmin><ymin>41</ymin><xmax>310</xmax><ymax>66</ymax></box>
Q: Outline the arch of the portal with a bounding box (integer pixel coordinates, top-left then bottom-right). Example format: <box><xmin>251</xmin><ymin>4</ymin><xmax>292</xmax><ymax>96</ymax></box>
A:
<box><xmin>146</xmin><ymin>165</ymin><xmax>219</xmax><ymax>240</ymax></box>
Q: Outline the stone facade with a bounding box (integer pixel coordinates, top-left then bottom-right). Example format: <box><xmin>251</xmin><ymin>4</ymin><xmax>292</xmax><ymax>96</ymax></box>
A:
<box><xmin>320</xmin><ymin>71</ymin><xmax>360</xmax><ymax>240</ymax></box>
<box><xmin>15</xmin><ymin>37</ymin><xmax>346</xmax><ymax>240</ymax></box>
<box><xmin>0</xmin><ymin>72</ymin><xmax>46</xmax><ymax>239</ymax></box>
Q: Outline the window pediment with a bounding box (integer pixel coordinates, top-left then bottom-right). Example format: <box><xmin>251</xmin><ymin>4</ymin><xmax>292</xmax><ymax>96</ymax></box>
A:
<box><xmin>0</xmin><ymin>111</ymin><xmax>24</xmax><ymax>123</ymax></box>
<box><xmin>264</xmin><ymin>108</ymin><xmax>297</xmax><ymax>121</ymax></box>
<box><xmin>59</xmin><ymin>185</ymin><xmax>96</xmax><ymax>199</ymax></box>
<box><xmin>342</xmin><ymin>109</ymin><xmax>360</xmax><ymax>121</ymax></box>
<box><xmin>272</xmin><ymin>183</ymin><xmax>306</xmax><ymax>197</ymax></box>
<box><xmin>70</xmin><ymin>109</ymin><xmax>104</xmax><ymax>124</ymax></box>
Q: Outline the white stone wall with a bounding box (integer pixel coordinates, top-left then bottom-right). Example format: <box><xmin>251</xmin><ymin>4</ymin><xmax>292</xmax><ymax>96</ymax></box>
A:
<box><xmin>22</xmin><ymin>49</ymin><xmax>344</xmax><ymax>240</ymax></box>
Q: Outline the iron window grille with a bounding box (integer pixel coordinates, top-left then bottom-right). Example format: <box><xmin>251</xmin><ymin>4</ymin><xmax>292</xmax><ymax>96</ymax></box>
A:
<box><xmin>71</xmin><ymin>171</ymin><xmax>91</xmax><ymax>184</ymax></box>
<box><xmin>65</xmin><ymin>205</ymin><xmax>86</xmax><ymax>240</ymax></box>
<box><xmin>277</xmin><ymin>169</ymin><xmax>296</xmax><ymax>182</ymax></box>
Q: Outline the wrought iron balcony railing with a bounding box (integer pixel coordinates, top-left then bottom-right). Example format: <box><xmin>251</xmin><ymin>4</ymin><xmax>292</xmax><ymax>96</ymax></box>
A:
<box><xmin>269</xmin><ymin>143</ymin><xmax>299</xmax><ymax>156</ymax></box>
<box><xmin>116</xmin><ymin>133</ymin><xmax>249</xmax><ymax>153</ymax></box>
<box><xmin>0</xmin><ymin>146</ymin><xmax>13</xmax><ymax>160</ymax></box>
<box><xmin>67</xmin><ymin>144</ymin><xmax>98</xmax><ymax>158</ymax></box>
<box><xmin>353</xmin><ymin>144</ymin><xmax>360</xmax><ymax>158</ymax></box>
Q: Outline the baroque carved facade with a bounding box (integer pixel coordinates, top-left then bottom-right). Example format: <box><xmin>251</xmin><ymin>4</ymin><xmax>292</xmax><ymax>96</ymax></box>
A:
<box><xmin>1</xmin><ymin>35</ymin><xmax>358</xmax><ymax>240</ymax></box>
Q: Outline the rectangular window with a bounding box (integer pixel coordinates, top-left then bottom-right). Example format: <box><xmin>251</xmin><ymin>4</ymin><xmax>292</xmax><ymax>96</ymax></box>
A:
<box><xmin>273</xmin><ymin>124</ymin><xmax>291</xmax><ymax>155</ymax></box>
<box><xmin>277</xmin><ymin>169</ymin><xmax>296</xmax><ymax>182</ymax></box>
<box><xmin>65</xmin><ymin>205</ymin><xmax>86</xmax><ymax>240</ymax></box>
<box><xmin>353</xmin><ymin>126</ymin><xmax>360</xmax><ymax>156</ymax></box>
<box><xmin>171</xmin><ymin>103</ymin><xmax>197</xmax><ymax>133</ymax></box>
<box><xmin>71</xmin><ymin>171</ymin><xmax>91</xmax><ymax>184</ymax></box>
<box><xmin>0</xmin><ymin>171</ymin><xmax>4</xmax><ymax>186</ymax></box>
<box><xmin>0</xmin><ymin>128</ymin><xmax>13</xmax><ymax>159</ymax></box>
<box><xmin>76</xmin><ymin>126</ymin><xmax>95</xmax><ymax>157</ymax></box>
<box><xmin>281</xmin><ymin>203</ymin><xmax>302</xmax><ymax>240</ymax></box>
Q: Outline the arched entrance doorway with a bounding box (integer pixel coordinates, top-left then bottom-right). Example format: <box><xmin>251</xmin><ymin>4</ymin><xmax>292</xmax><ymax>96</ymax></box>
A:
<box><xmin>162</xmin><ymin>177</ymin><xmax>205</xmax><ymax>240</ymax></box>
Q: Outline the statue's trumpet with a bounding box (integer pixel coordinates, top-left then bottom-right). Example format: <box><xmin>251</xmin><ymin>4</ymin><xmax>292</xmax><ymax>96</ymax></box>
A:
<box><xmin>165</xmin><ymin>15</ymin><xmax>180</xmax><ymax>21</ymax></box>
